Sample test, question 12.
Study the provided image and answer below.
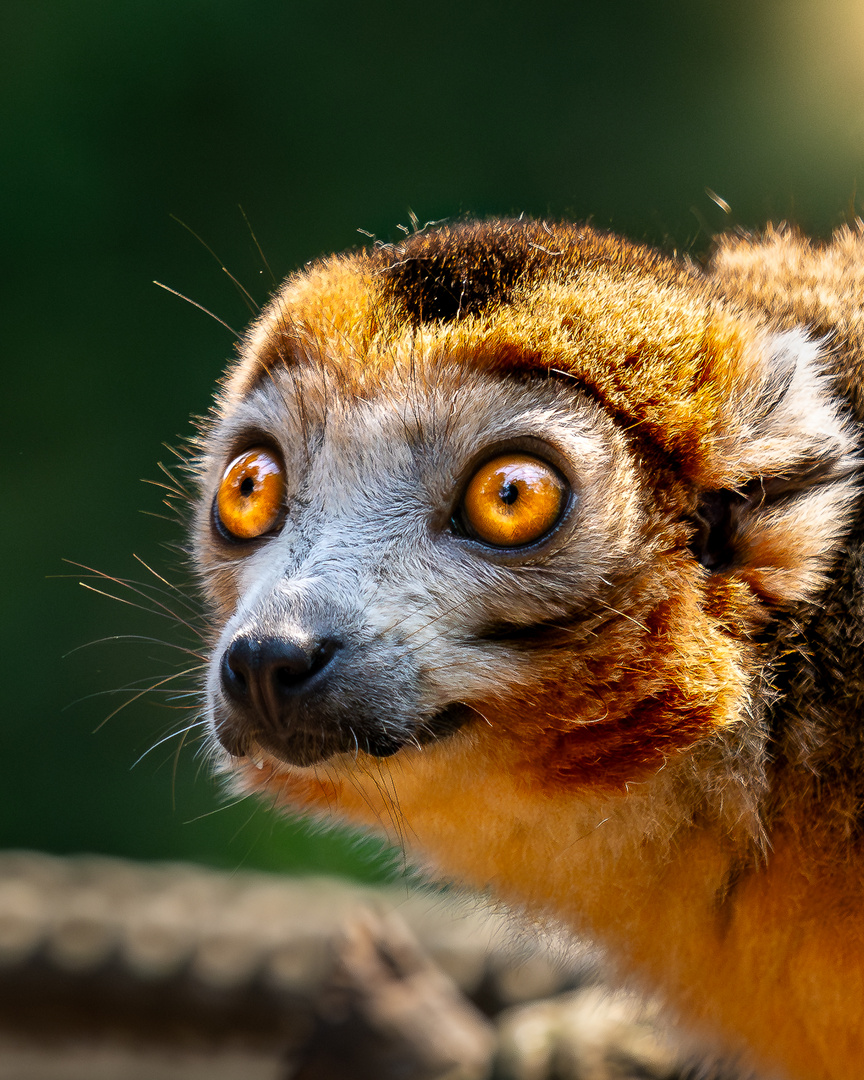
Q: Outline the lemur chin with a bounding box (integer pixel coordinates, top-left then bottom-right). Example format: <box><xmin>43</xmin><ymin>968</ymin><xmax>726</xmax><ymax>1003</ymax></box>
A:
<box><xmin>189</xmin><ymin>219</ymin><xmax>864</xmax><ymax>1080</ymax></box>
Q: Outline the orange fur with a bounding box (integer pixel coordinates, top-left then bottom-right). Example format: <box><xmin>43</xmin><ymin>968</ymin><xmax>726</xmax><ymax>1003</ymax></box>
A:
<box><xmin>192</xmin><ymin>220</ymin><xmax>864</xmax><ymax>1079</ymax></box>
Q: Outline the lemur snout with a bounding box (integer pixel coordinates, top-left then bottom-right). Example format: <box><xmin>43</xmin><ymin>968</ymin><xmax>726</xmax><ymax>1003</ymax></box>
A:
<box><xmin>218</xmin><ymin>633</ymin><xmax>342</xmax><ymax>748</ymax></box>
<box><xmin>213</xmin><ymin>617</ymin><xmax>471</xmax><ymax>766</ymax></box>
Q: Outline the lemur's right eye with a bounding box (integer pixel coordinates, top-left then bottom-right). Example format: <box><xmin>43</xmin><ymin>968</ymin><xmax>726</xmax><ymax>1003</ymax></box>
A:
<box><xmin>215</xmin><ymin>447</ymin><xmax>285</xmax><ymax>540</ymax></box>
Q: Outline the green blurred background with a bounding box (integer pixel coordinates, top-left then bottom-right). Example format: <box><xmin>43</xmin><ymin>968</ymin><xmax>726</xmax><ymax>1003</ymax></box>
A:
<box><xmin>3</xmin><ymin>0</ymin><xmax>863</xmax><ymax>880</ymax></box>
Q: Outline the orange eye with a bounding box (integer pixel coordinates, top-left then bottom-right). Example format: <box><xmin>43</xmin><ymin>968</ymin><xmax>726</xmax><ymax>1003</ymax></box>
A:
<box><xmin>461</xmin><ymin>453</ymin><xmax>568</xmax><ymax>547</ymax></box>
<box><xmin>216</xmin><ymin>448</ymin><xmax>285</xmax><ymax>540</ymax></box>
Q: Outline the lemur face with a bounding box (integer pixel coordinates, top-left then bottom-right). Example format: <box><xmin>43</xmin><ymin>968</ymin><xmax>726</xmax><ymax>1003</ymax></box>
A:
<box><xmin>197</xmin><ymin>360</ymin><xmax>642</xmax><ymax>769</ymax></box>
<box><xmin>192</xmin><ymin>221</ymin><xmax>856</xmax><ymax>806</ymax></box>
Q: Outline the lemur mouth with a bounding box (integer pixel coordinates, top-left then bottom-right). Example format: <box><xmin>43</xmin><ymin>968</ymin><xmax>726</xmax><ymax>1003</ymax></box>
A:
<box><xmin>419</xmin><ymin>702</ymin><xmax>474</xmax><ymax>742</ymax></box>
<box><xmin>214</xmin><ymin>703</ymin><xmax>473</xmax><ymax>768</ymax></box>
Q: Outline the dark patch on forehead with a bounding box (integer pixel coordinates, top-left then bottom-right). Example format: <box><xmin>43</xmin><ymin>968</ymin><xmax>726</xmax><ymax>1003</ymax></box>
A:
<box><xmin>378</xmin><ymin>220</ymin><xmax>545</xmax><ymax>324</ymax></box>
<box><xmin>375</xmin><ymin>218</ymin><xmax>689</xmax><ymax>327</ymax></box>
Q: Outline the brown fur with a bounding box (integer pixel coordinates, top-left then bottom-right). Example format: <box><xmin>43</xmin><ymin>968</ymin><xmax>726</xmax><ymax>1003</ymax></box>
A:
<box><xmin>191</xmin><ymin>220</ymin><xmax>864</xmax><ymax>1079</ymax></box>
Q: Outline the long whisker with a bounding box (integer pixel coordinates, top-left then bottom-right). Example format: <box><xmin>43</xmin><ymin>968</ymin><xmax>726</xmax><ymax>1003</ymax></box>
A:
<box><xmin>64</xmin><ymin>635</ymin><xmax>205</xmax><ymax>661</ymax></box>
<box><xmin>168</xmin><ymin>213</ymin><xmax>261</xmax><ymax>315</ymax></box>
<box><xmin>239</xmin><ymin>205</ymin><xmax>277</xmax><ymax>288</ymax></box>
<box><xmin>77</xmin><ymin>581</ymin><xmax>200</xmax><ymax>634</ymax></box>
<box><xmin>132</xmin><ymin>554</ymin><xmax>203</xmax><ymax>618</ymax></box>
<box><xmin>372</xmin><ymin>758</ymin><xmax>417</xmax><ymax>863</ymax></box>
<box><xmin>69</xmin><ymin>560</ymin><xmax>205</xmax><ymax>638</ymax></box>
<box><xmin>132</xmin><ymin>718</ymin><xmax>209</xmax><ymax>770</ymax></box>
<box><xmin>182</xmin><ymin>786</ymin><xmax>263</xmax><ymax>825</ymax></box>
<box><xmin>170</xmin><ymin>721</ymin><xmax>203</xmax><ymax>811</ymax></box>
<box><xmin>370</xmin><ymin>759</ymin><xmax>408</xmax><ymax>856</ymax></box>
<box><xmin>153</xmin><ymin>280</ymin><xmax>240</xmax><ymax>338</ymax></box>
<box><xmin>142</xmin><ymin>477</ymin><xmax>188</xmax><ymax>501</ymax></box>
<box><xmin>93</xmin><ymin>664</ymin><xmax>203</xmax><ymax>732</ymax></box>
<box><xmin>399</xmin><ymin>596</ymin><xmax>477</xmax><ymax>656</ymax></box>
<box><xmin>66</xmin><ymin>680</ymin><xmax>203</xmax><ymax>710</ymax></box>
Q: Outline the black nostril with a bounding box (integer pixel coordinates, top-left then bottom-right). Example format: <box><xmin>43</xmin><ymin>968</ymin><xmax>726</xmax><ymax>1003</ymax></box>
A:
<box><xmin>275</xmin><ymin>637</ymin><xmax>340</xmax><ymax>689</ymax></box>
<box><xmin>221</xmin><ymin>646</ymin><xmax>249</xmax><ymax>703</ymax></box>
<box><xmin>220</xmin><ymin>633</ymin><xmax>342</xmax><ymax>713</ymax></box>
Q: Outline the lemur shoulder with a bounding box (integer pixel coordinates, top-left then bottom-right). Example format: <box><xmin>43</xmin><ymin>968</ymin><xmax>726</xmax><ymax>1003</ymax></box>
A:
<box><xmin>191</xmin><ymin>220</ymin><xmax>864</xmax><ymax>1080</ymax></box>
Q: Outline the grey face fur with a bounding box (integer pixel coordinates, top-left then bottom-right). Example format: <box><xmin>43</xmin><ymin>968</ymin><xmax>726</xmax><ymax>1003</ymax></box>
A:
<box><xmin>195</xmin><ymin>361</ymin><xmax>643</xmax><ymax>768</ymax></box>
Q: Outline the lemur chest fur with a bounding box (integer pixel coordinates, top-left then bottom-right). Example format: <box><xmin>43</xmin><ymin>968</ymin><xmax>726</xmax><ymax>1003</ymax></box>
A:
<box><xmin>190</xmin><ymin>219</ymin><xmax>864</xmax><ymax>1080</ymax></box>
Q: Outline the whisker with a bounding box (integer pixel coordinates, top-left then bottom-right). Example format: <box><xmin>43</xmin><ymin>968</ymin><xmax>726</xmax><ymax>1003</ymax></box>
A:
<box><xmin>132</xmin><ymin>718</ymin><xmax>209</xmax><ymax>770</ymax></box>
<box><xmin>399</xmin><ymin>597</ymin><xmax>477</xmax><ymax>657</ymax></box>
<box><xmin>140</xmin><ymin>510</ymin><xmax>185</xmax><ymax>525</ymax></box>
<box><xmin>239</xmin><ymin>205</ymin><xmax>277</xmax><ymax>288</ymax></box>
<box><xmin>69</xmin><ymin>560</ymin><xmax>205</xmax><ymax>638</ymax></box>
<box><xmin>341</xmin><ymin>764</ymin><xmax>401</xmax><ymax>849</ymax></box>
<box><xmin>132</xmin><ymin>554</ymin><xmax>203</xmax><ymax>618</ymax></box>
<box><xmin>182</xmin><ymin>787</ymin><xmax>263</xmax><ymax>825</ymax></box>
<box><xmin>167</xmin><ymin>214</ymin><xmax>262</xmax><ymax>315</ymax></box>
<box><xmin>65</xmin><ymin>681</ymin><xmax>202</xmax><ymax>710</ymax></box>
<box><xmin>77</xmin><ymin>581</ymin><xmax>195</xmax><ymax>630</ymax></box>
<box><xmin>170</xmin><ymin>721</ymin><xmax>203</xmax><ymax>811</ymax></box>
<box><xmin>371</xmin><ymin>759</ymin><xmax>407</xmax><ymax>854</ymax></box>
<box><xmin>153</xmin><ymin>280</ymin><xmax>240</xmax><ymax>337</ymax></box>
<box><xmin>93</xmin><ymin>664</ymin><xmax>203</xmax><ymax>732</ymax></box>
<box><xmin>142</xmin><ymin>477</ymin><xmax>188</xmax><ymax>500</ymax></box>
<box><xmin>64</xmin><ymin>635</ymin><xmax>205</xmax><ymax>661</ymax></box>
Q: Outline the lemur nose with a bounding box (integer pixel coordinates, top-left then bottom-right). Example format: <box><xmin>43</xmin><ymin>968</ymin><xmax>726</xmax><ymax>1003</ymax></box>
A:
<box><xmin>220</xmin><ymin>634</ymin><xmax>341</xmax><ymax>718</ymax></box>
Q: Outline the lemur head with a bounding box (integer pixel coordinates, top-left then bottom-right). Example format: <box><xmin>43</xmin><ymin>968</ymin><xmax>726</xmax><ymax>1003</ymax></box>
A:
<box><xmin>192</xmin><ymin>221</ymin><xmax>856</xmax><ymax>857</ymax></box>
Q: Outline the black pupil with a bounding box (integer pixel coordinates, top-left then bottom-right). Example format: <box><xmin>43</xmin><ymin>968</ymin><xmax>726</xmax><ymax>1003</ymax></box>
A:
<box><xmin>240</xmin><ymin>476</ymin><xmax>255</xmax><ymax>497</ymax></box>
<box><xmin>499</xmin><ymin>481</ymin><xmax>519</xmax><ymax>506</ymax></box>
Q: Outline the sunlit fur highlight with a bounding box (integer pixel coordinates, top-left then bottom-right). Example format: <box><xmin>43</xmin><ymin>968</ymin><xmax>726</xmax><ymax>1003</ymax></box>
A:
<box><xmin>192</xmin><ymin>220</ymin><xmax>864</xmax><ymax>1080</ymax></box>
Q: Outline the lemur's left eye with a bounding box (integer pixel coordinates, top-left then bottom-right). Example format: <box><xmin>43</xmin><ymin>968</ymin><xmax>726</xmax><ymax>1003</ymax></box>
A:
<box><xmin>215</xmin><ymin>447</ymin><xmax>285</xmax><ymax>540</ymax></box>
<box><xmin>460</xmin><ymin>453</ymin><xmax>568</xmax><ymax>547</ymax></box>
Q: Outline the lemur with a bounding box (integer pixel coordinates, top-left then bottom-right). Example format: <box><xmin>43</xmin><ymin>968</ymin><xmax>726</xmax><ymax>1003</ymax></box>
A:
<box><xmin>190</xmin><ymin>219</ymin><xmax>864</xmax><ymax>1080</ymax></box>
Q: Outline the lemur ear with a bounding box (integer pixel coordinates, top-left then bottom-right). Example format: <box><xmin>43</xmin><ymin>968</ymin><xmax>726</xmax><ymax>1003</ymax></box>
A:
<box><xmin>692</xmin><ymin>328</ymin><xmax>858</xmax><ymax>604</ymax></box>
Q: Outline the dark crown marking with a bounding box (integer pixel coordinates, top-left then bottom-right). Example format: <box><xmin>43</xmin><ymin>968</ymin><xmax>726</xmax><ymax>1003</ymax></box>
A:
<box><xmin>378</xmin><ymin>220</ymin><xmax>543</xmax><ymax>323</ymax></box>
